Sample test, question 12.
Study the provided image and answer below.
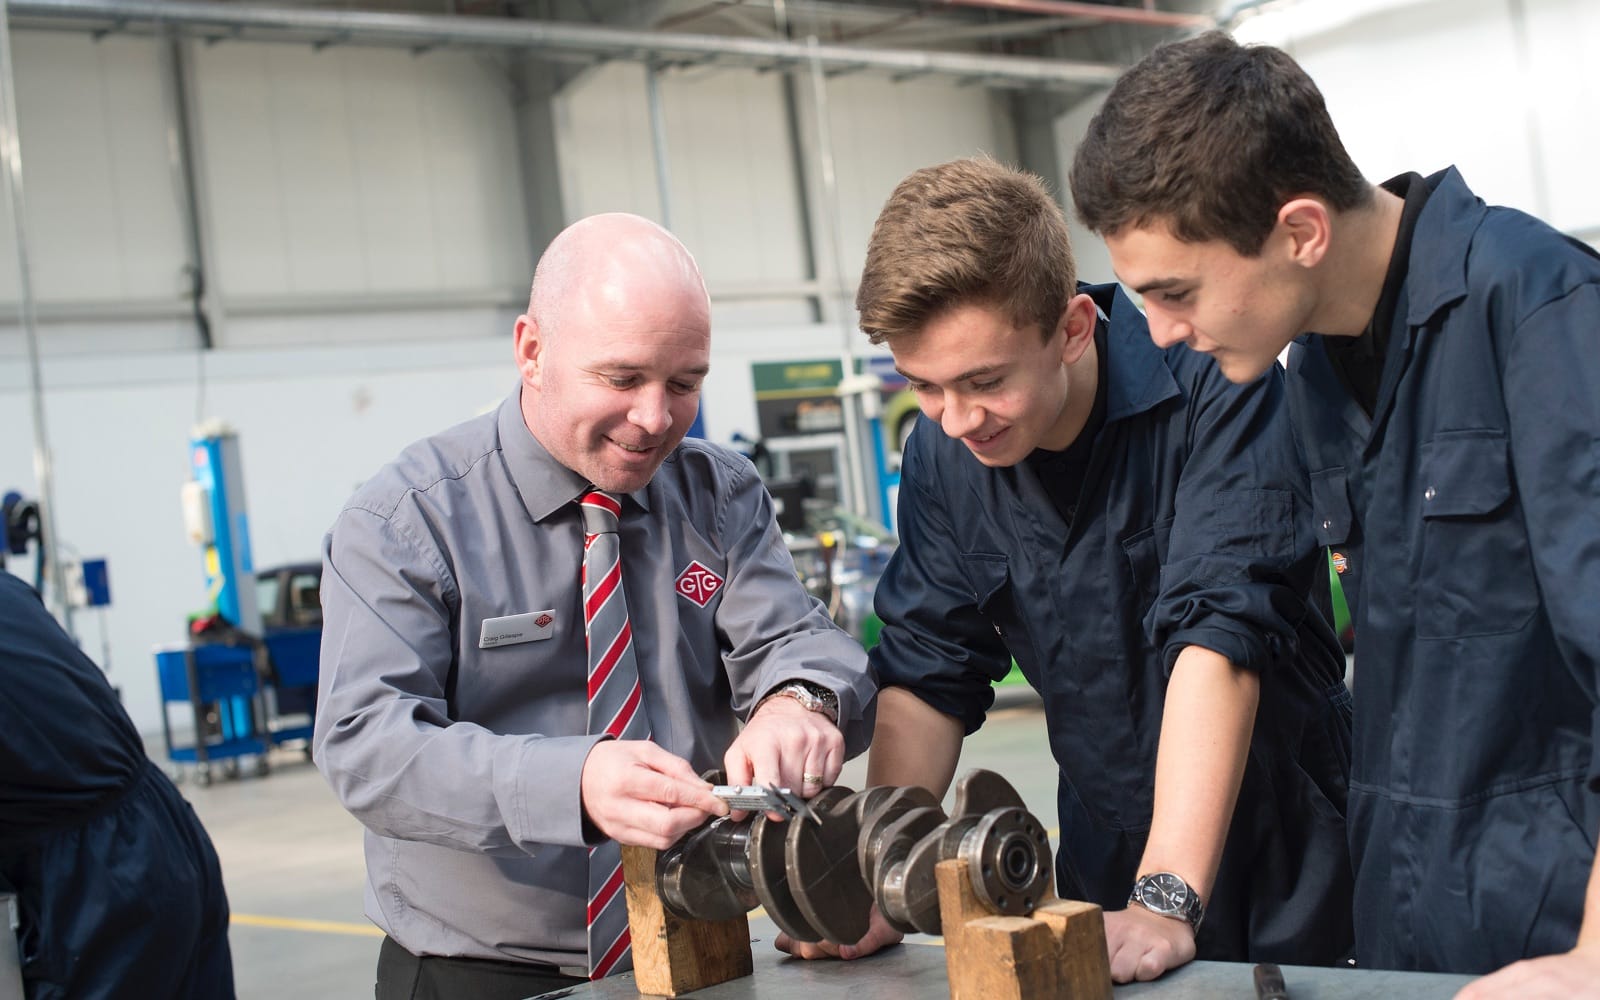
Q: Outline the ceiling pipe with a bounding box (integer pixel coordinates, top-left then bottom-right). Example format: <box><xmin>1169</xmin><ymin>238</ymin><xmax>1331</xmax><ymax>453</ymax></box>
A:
<box><xmin>939</xmin><ymin>0</ymin><xmax>1215</xmax><ymax>30</ymax></box>
<box><xmin>5</xmin><ymin>0</ymin><xmax>1126</xmax><ymax>89</ymax></box>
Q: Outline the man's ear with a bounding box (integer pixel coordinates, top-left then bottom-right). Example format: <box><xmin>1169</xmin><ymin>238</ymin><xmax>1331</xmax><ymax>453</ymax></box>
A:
<box><xmin>1058</xmin><ymin>292</ymin><xmax>1098</xmax><ymax>366</ymax></box>
<box><xmin>1277</xmin><ymin>197</ymin><xmax>1332</xmax><ymax>269</ymax></box>
<box><xmin>513</xmin><ymin>314</ymin><xmax>542</xmax><ymax>386</ymax></box>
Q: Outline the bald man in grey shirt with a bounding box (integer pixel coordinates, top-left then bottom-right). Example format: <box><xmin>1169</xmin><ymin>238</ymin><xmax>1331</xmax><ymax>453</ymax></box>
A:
<box><xmin>314</xmin><ymin>214</ymin><xmax>874</xmax><ymax>999</ymax></box>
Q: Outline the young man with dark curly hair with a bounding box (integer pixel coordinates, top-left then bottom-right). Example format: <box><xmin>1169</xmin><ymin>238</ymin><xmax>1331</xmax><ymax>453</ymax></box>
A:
<box><xmin>1072</xmin><ymin>31</ymin><xmax>1600</xmax><ymax>996</ymax></box>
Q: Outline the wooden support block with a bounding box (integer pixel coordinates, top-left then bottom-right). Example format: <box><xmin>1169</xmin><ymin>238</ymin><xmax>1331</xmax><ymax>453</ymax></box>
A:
<box><xmin>1032</xmin><ymin>901</ymin><xmax>1113</xmax><ymax>1000</ymax></box>
<box><xmin>621</xmin><ymin>844</ymin><xmax>754</xmax><ymax>997</ymax></box>
<box><xmin>936</xmin><ymin>858</ymin><xmax>1111</xmax><ymax>1000</ymax></box>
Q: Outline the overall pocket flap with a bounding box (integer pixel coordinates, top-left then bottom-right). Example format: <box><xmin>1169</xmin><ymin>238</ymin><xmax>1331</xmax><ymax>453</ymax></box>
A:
<box><xmin>1310</xmin><ymin>467</ymin><xmax>1353</xmax><ymax>545</ymax></box>
<box><xmin>1420</xmin><ymin>432</ymin><xmax>1512</xmax><ymax>518</ymax></box>
<box><xmin>962</xmin><ymin>552</ymin><xmax>1011</xmax><ymax>611</ymax></box>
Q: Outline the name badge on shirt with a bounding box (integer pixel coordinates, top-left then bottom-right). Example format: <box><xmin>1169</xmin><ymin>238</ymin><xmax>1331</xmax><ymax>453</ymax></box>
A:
<box><xmin>479</xmin><ymin>610</ymin><xmax>556</xmax><ymax>648</ymax></box>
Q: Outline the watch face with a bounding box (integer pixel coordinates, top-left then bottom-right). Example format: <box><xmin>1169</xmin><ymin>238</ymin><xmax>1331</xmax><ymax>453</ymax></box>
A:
<box><xmin>1137</xmin><ymin>873</ymin><xmax>1190</xmax><ymax>914</ymax></box>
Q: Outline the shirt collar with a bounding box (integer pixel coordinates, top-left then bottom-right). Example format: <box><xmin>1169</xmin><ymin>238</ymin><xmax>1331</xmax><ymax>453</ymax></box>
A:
<box><xmin>1081</xmin><ymin>281</ymin><xmax>1182</xmax><ymax>423</ymax></box>
<box><xmin>1358</xmin><ymin>171</ymin><xmax>1432</xmax><ymax>354</ymax></box>
<box><xmin>1403</xmin><ymin>166</ymin><xmax>1486</xmax><ymax>327</ymax></box>
<box><xmin>494</xmin><ymin>386</ymin><xmax>653</xmax><ymax>523</ymax></box>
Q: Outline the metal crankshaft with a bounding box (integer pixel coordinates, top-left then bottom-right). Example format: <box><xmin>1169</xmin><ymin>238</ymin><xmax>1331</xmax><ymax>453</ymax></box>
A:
<box><xmin>654</xmin><ymin>769</ymin><xmax>1054</xmax><ymax>943</ymax></box>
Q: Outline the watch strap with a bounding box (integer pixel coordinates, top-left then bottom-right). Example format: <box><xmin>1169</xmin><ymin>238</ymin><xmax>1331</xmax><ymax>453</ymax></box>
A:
<box><xmin>1129</xmin><ymin>873</ymin><xmax>1204</xmax><ymax>933</ymax></box>
<box><xmin>755</xmin><ymin>680</ymin><xmax>840</xmax><ymax>724</ymax></box>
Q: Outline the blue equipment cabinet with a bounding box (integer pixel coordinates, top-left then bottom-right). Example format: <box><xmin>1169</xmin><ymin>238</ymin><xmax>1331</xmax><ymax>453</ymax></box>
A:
<box><xmin>256</xmin><ymin>560</ymin><xmax>324</xmax><ymax>750</ymax></box>
<box><xmin>263</xmin><ymin>628</ymin><xmax>319</xmax><ymax>747</ymax></box>
<box><xmin>155</xmin><ymin>643</ymin><xmax>269</xmax><ymax>785</ymax></box>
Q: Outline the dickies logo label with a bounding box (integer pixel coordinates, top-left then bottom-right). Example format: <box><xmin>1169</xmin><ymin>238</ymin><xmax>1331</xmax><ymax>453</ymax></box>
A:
<box><xmin>534</xmin><ymin>613</ymin><xmax>553</xmax><ymax>628</ymax></box>
<box><xmin>675</xmin><ymin>561</ymin><xmax>723</xmax><ymax>607</ymax></box>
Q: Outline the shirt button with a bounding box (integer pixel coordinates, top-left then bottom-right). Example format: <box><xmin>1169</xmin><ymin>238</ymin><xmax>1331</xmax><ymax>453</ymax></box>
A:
<box><xmin>1321</xmin><ymin>519</ymin><xmax>1332</xmax><ymax>531</ymax></box>
<box><xmin>1425</xmin><ymin>486</ymin><xmax>1437</xmax><ymax>501</ymax></box>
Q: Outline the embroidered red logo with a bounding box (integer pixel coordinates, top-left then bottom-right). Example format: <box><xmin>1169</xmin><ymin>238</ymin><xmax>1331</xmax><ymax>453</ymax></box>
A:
<box><xmin>675</xmin><ymin>561</ymin><xmax>724</xmax><ymax>607</ymax></box>
<box><xmin>534</xmin><ymin>613</ymin><xmax>553</xmax><ymax>628</ymax></box>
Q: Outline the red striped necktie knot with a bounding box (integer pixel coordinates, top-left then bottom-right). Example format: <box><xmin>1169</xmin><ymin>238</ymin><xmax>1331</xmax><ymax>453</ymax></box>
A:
<box><xmin>579</xmin><ymin>489</ymin><xmax>623</xmax><ymax>537</ymax></box>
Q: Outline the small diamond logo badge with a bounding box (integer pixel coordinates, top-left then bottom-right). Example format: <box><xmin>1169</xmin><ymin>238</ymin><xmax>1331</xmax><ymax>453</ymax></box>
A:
<box><xmin>675</xmin><ymin>560</ymin><xmax>724</xmax><ymax>607</ymax></box>
<box><xmin>534</xmin><ymin>613</ymin><xmax>553</xmax><ymax>628</ymax></box>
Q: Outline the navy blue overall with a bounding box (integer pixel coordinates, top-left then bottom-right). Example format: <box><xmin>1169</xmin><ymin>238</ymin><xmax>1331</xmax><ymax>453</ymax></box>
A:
<box><xmin>1287</xmin><ymin>168</ymin><xmax>1600</xmax><ymax>973</ymax></box>
<box><xmin>873</xmin><ymin>283</ymin><xmax>1355</xmax><ymax>965</ymax></box>
<box><xmin>0</xmin><ymin>573</ymin><xmax>235</xmax><ymax>999</ymax></box>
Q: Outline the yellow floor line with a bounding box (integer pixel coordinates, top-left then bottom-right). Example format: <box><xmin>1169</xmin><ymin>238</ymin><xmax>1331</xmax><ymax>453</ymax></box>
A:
<box><xmin>232</xmin><ymin>913</ymin><xmax>384</xmax><ymax>937</ymax></box>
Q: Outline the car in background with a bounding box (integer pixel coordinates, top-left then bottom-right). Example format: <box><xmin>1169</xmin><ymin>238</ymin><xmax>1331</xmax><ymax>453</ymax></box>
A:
<box><xmin>258</xmin><ymin>561</ymin><xmax>322</xmax><ymax>631</ymax></box>
<box><xmin>255</xmin><ymin>562</ymin><xmax>323</xmax><ymax>736</ymax></box>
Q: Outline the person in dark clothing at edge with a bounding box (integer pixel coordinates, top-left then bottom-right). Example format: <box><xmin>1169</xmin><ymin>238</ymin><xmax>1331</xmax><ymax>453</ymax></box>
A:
<box><xmin>776</xmin><ymin>156</ymin><xmax>1355</xmax><ymax>984</ymax></box>
<box><xmin>1070</xmin><ymin>30</ymin><xmax>1600</xmax><ymax>998</ymax></box>
<box><xmin>0</xmin><ymin>571</ymin><xmax>235</xmax><ymax>999</ymax></box>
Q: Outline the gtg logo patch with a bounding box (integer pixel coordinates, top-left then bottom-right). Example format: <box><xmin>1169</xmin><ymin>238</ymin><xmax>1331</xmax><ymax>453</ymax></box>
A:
<box><xmin>675</xmin><ymin>560</ymin><xmax>724</xmax><ymax>607</ymax></box>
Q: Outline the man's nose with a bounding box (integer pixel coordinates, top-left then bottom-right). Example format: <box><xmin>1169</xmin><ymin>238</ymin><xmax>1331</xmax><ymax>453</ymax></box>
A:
<box><xmin>941</xmin><ymin>395</ymin><xmax>984</xmax><ymax>439</ymax></box>
<box><xmin>629</xmin><ymin>388</ymin><xmax>673</xmax><ymax>436</ymax></box>
<box><xmin>1147</xmin><ymin>309</ymin><xmax>1192</xmax><ymax>350</ymax></box>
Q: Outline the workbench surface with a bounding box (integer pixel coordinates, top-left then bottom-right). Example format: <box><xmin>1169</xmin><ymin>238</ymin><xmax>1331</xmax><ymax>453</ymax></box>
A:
<box><xmin>531</xmin><ymin>932</ymin><xmax>1477</xmax><ymax>999</ymax></box>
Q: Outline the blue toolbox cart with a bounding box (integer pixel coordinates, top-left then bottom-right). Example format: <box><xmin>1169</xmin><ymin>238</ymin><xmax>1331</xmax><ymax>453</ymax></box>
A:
<box><xmin>262</xmin><ymin>628</ymin><xmax>320</xmax><ymax>751</ymax></box>
<box><xmin>155</xmin><ymin>642</ymin><xmax>270</xmax><ymax>785</ymax></box>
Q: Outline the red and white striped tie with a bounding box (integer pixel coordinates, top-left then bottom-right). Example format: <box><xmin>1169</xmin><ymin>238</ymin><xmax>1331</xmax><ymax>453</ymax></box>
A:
<box><xmin>580</xmin><ymin>489</ymin><xmax>649</xmax><ymax>979</ymax></box>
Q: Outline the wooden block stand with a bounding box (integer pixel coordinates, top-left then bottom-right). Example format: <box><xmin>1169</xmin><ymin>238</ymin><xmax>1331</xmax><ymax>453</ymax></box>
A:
<box><xmin>621</xmin><ymin>844</ymin><xmax>754</xmax><ymax>997</ymax></box>
<box><xmin>935</xmin><ymin>858</ymin><xmax>1112</xmax><ymax>1000</ymax></box>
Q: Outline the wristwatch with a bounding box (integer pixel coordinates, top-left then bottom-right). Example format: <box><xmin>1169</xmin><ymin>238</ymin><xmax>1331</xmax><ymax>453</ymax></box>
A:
<box><xmin>1128</xmin><ymin>872</ymin><xmax>1204</xmax><ymax>933</ymax></box>
<box><xmin>756</xmin><ymin>680</ymin><xmax>840</xmax><ymax>724</ymax></box>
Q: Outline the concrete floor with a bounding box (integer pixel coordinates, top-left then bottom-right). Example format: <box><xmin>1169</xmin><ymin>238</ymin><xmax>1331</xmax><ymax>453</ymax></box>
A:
<box><xmin>182</xmin><ymin>691</ymin><xmax>1054</xmax><ymax>1000</ymax></box>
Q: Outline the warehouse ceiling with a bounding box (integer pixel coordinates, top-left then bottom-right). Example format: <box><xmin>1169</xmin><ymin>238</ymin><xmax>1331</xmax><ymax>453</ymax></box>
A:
<box><xmin>6</xmin><ymin>0</ymin><xmax>1236</xmax><ymax>93</ymax></box>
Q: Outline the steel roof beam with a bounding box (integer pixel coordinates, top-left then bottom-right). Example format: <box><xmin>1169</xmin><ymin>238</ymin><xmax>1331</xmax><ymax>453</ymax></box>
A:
<box><xmin>6</xmin><ymin>0</ymin><xmax>1125</xmax><ymax>89</ymax></box>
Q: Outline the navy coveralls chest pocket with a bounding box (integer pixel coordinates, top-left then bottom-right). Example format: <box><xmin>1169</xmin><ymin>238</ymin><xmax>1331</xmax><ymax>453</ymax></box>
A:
<box><xmin>1414</xmin><ymin>430</ymin><xmax>1536</xmax><ymax>639</ymax></box>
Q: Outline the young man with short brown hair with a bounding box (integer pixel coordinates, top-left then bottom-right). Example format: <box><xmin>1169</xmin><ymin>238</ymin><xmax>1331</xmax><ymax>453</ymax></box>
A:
<box><xmin>781</xmin><ymin>156</ymin><xmax>1355</xmax><ymax>983</ymax></box>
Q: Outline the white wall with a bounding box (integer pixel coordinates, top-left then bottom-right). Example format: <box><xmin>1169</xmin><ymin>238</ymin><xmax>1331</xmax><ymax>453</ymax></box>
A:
<box><xmin>555</xmin><ymin>61</ymin><xmax>1017</xmax><ymax>326</ymax></box>
<box><xmin>191</xmin><ymin>42</ymin><xmax>533</xmax><ymax>312</ymax></box>
<box><xmin>813</xmin><ymin>73</ymin><xmax>1018</xmax><ymax>290</ymax></box>
<box><xmin>0</xmin><ymin>33</ymin><xmax>187</xmax><ymax>311</ymax></box>
<box><xmin>556</xmin><ymin>61</ymin><xmax>818</xmax><ymax>327</ymax></box>
<box><xmin>1</xmin><ymin>27</ymin><xmax>1004</xmax><ymax>736</ymax></box>
<box><xmin>0</xmin><ymin>32</ymin><xmax>536</xmax><ymax>361</ymax></box>
<box><xmin>1055</xmin><ymin>90</ymin><xmax>1115</xmax><ymax>287</ymax></box>
<box><xmin>1048</xmin><ymin>0</ymin><xmax>1600</xmax><ymax>310</ymax></box>
<box><xmin>1230</xmin><ymin>0</ymin><xmax>1600</xmax><ymax>239</ymax></box>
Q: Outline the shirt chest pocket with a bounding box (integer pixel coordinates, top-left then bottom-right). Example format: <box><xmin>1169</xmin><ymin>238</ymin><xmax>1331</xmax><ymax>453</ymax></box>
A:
<box><xmin>967</xmin><ymin>552</ymin><xmax>1018</xmax><ymax>640</ymax></box>
<box><xmin>1416</xmin><ymin>431</ymin><xmax>1539</xmax><ymax>639</ymax></box>
<box><xmin>1119</xmin><ymin>515</ymin><xmax>1174</xmax><ymax>617</ymax></box>
<box><xmin>964</xmin><ymin>551</ymin><xmax>1046</xmax><ymax>672</ymax></box>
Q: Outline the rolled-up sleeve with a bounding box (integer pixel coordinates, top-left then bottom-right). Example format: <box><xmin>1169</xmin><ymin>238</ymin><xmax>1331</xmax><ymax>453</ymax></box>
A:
<box><xmin>869</xmin><ymin>429</ymin><xmax>1010</xmax><ymax>735</ymax></box>
<box><xmin>314</xmin><ymin>505</ymin><xmax>601</xmax><ymax>855</ymax></box>
<box><xmin>1153</xmin><ymin>364</ymin><xmax>1321</xmax><ymax>675</ymax></box>
<box><xmin>712</xmin><ymin>456</ymin><xmax>877</xmax><ymax>757</ymax></box>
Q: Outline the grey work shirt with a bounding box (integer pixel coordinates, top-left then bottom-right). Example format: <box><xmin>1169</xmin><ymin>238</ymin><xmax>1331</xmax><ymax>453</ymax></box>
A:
<box><xmin>313</xmin><ymin>388</ymin><xmax>874</xmax><ymax>968</ymax></box>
